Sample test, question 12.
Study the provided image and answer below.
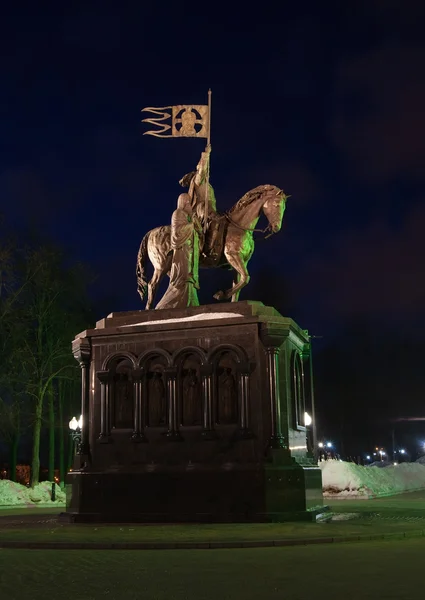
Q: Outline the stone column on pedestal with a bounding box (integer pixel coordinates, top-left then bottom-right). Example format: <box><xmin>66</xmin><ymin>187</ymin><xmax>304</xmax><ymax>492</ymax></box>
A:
<box><xmin>131</xmin><ymin>368</ymin><xmax>147</xmax><ymax>442</ymax></box>
<box><xmin>97</xmin><ymin>370</ymin><xmax>112</xmax><ymax>443</ymax></box>
<box><xmin>72</xmin><ymin>338</ymin><xmax>92</xmax><ymax>463</ymax></box>
<box><xmin>236</xmin><ymin>362</ymin><xmax>255</xmax><ymax>439</ymax></box>
<box><xmin>260</xmin><ymin>326</ymin><xmax>289</xmax><ymax>450</ymax></box>
<box><xmin>201</xmin><ymin>364</ymin><xmax>217</xmax><ymax>439</ymax></box>
<box><xmin>165</xmin><ymin>366</ymin><xmax>183</xmax><ymax>441</ymax></box>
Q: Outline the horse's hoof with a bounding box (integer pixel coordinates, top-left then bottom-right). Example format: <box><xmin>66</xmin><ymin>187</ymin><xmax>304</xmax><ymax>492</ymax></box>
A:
<box><xmin>213</xmin><ymin>290</ymin><xmax>225</xmax><ymax>301</ymax></box>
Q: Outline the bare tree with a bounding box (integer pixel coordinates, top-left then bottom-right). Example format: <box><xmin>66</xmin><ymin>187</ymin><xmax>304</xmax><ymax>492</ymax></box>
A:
<box><xmin>0</xmin><ymin>230</ymin><xmax>93</xmax><ymax>487</ymax></box>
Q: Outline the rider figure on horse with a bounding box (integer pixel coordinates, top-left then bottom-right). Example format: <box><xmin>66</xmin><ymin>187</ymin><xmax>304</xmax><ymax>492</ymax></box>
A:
<box><xmin>178</xmin><ymin>144</ymin><xmax>221</xmax><ymax>261</ymax></box>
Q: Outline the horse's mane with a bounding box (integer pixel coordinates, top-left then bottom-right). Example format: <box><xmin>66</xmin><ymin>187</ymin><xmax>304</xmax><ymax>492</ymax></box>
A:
<box><xmin>227</xmin><ymin>184</ymin><xmax>283</xmax><ymax>215</ymax></box>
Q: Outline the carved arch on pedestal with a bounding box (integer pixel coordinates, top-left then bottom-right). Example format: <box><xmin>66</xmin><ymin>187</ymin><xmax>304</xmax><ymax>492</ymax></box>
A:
<box><xmin>208</xmin><ymin>344</ymin><xmax>250</xmax><ymax>427</ymax></box>
<box><xmin>138</xmin><ymin>349</ymin><xmax>171</xmax><ymax>429</ymax></box>
<box><xmin>102</xmin><ymin>351</ymin><xmax>138</xmax><ymax>371</ymax></box>
<box><xmin>99</xmin><ymin>351</ymin><xmax>138</xmax><ymax>434</ymax></box>
<box><xmin>172</xmin><ymin>346</ymin><xmax>208</xmax><ymax>367</ymax></box>
<box><xmin>207</xmin><ymin>343</ymin><xmax>249</xmax><ymax>366</ymax></box>
<box><xmin>173</xmin><ymin>346</ymin><xmax>207</xmax><ymax>428</ymax></box>
<box><xmin>290</xmin><ymin>350</ymin><xmax>306</xmax><ymax>431</ymax></box>
<box><xmin>137</xmin><ymin>348</ymin><xmax>172</xmax><ymax>370</ymax></box>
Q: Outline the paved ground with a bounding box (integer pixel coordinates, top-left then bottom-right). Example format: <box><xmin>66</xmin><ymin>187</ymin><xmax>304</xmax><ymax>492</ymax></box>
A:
<box><xmin>1</xmin><ymin>538</ymin><xmax>424</xmax><ymax>600</ymax></box>
<box><xmin>0</xmin><ymin>492</ymin><xmax>424</xmax><ymax>599</ymax></box>
<box><xmin>0</xmin><ymin>490</ymin><xmax>424</xmax><ymax>549</ymax></box>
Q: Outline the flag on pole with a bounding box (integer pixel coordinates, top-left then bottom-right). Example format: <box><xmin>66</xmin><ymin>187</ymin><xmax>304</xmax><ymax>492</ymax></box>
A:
<box><xmin>141</xmin><ymin>105</ymin><xmax>209</xmax><ymax>138</ymax></box>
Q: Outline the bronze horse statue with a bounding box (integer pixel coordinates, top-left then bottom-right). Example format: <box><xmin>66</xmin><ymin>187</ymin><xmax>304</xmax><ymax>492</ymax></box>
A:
<box><xmin>136</xmin><ymin>184</ymin><xmax>288</xmax><ymax>309</ymax></box>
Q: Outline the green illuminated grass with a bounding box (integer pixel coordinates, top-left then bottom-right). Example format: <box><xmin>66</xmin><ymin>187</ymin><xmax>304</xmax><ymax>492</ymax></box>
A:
<box><xmin>328</xmin><ymin>489</ymin><xmax>425</xmax><ymax>515</ymax></box>
<box><xmin>1</xmin><ymin>539</ymin><xmax>425</xmax><ymax>600</ymax></box>
<box><xmin>1</xmin><ymin>491</ymin><xmax>425</xmax><ymax>545</ymax></box>
<box><xmin>1</xmin><ymin>518</ymin><xmax>425</xmax><ymax>545</ymax></box>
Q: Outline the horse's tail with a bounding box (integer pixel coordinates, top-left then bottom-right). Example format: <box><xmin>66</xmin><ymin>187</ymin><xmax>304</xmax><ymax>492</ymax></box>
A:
<box><xmin>136</xmin><ymin>232</ymin><xmax>150</xmax><ymax>300</ymax></box>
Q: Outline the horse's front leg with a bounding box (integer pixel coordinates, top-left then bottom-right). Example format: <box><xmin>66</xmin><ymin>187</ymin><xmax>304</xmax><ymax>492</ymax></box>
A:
<box><xmin>231</xmin><ymin>273</ymin><xmax>242</xmax><ymax>302</ymax></box>
<box><xmin>214</xmin><ymin>252</ymin><xmax>250</xmax><ymax>301</ymax></box>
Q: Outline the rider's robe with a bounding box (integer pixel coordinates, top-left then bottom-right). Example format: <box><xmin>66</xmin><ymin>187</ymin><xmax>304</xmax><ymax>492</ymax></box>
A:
<box><xmin>156</xmin><ymin>206</ymin><xmax>200</xmax><ymax>310</ymax></box>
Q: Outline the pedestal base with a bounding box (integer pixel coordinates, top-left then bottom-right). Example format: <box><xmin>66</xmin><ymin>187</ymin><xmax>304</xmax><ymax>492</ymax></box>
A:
<box><xmin>65</xmin><ymin>462</ymin><xmax>323</xmax><ymax>523</ymax></box>
<box><xmin>67</xmin><ymin>302</ymin><xmax>325</xmax><ymax>524</ymax></box>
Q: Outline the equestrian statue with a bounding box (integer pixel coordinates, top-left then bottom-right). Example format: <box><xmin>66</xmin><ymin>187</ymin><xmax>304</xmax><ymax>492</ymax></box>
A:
<box><xmin>138</xmin><ymin>95</ymin><xmax>289</xmax><ymax>310</ymax></box>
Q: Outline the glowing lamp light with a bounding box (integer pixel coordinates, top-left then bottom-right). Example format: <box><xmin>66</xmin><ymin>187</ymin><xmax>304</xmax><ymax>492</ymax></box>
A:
<box><xmin>366</xmin><ymin>455</ymin><xmax>371</xmax><ymax>460</ymax></box>
<box><xmin>326</xmin><ymin>442</ymin><xmax>333</xmax><ymax>448</ymax></box>
<box><xmin>69</xmin><ymin>417</ymin><xmax>79</xmax><ymax>431</ymax></box>
<box><xmin>69</xmin><ymin>415</ymin><xmax>83</xmax><ymax>456</ymax></box>
<box><xmin>400</xmin><ymin>449</ymin><xmax>406</xmax><ymax>454</ymax></box>
<box><xmin>304</xmin><ymin>412</ymin><xmax>312</xmax><ymax>426</ymax></box>
<box><xmin>69</xmin><ymin>415</ymin><xmax>83</xmax><ymax>431</ymax></box>
<box><xmin>318</xmin><ymin>442</ymin><xmax>324</xmax><ymax>448</ymax></box>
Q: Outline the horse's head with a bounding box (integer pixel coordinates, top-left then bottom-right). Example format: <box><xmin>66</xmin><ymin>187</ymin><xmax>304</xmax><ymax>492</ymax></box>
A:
<box><xmin>262</xmin><ymin>187</ymin><xmax>289</xmax><ymax>233</ymax></box>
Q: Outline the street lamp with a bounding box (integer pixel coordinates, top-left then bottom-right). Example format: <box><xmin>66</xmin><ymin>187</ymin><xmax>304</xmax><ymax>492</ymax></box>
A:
<box><xmin>69</xmin><ymin>415</ymin><xmax>83</xmax><ymax>455</ymax></box>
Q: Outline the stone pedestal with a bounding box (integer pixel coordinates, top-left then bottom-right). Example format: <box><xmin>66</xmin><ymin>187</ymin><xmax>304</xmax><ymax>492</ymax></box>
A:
<box><xmin>65</xmin><ymin>301</ymin><xmax>324</xmax><ymax>522</ymax></box>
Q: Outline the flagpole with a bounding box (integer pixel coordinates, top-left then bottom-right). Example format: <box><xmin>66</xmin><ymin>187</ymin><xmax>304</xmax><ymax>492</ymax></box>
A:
<box><xmin>204</xmin><ymin>89</ymin><xmax>212</xmax><ymax>233</ymax></box>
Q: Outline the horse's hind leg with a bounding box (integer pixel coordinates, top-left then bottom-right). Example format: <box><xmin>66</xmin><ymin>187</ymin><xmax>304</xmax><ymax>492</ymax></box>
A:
<box><xmin>146</xmin><ymin>268</ymin><xmax>163</xmax><ymax>310</ymax></box>
<box><xmin>146</xmin><ymin>254</ymin><xmax>172</xmax><ymax>310</ymax></box>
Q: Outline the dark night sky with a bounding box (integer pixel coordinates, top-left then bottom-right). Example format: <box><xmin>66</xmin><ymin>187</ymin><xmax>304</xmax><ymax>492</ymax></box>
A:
<box><xmin>1</xmin><ymin>1</ymin><xmax>425</xmax><ymax>452</ymax></box>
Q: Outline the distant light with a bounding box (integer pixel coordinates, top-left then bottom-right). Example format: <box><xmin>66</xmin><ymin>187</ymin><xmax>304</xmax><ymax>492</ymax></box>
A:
<box><xmin>400</xmin><ymin>449</ymin><xmax>406</xmax><ymax>454</ymax></box>
<box><xmin>366</xmin><ymin>455</ymin><xmax>371</xmax><ymax>460</ymax></box>
<box><xmin>304</xmin><ymin>412</ymin><xmax>312</xmax><ymax>426</ymax></box>
<box><xmin>318</xmin><ymin>442</ymin><xmax>324</xmax><ymax>448</ymax></box>
<box><xmin>326</xmin><ymin>442</ymin><xmax>333</xmax><ymax>448</ymax></box>
<box><xmin>373</xmin><ymin>452</ymin><xmax>376</xmax><ymax>456</ymax></box>
<box><xmin>394</xmin><ymin>462</ymin><xmax>398</xmax><ymax>466</ymax></box>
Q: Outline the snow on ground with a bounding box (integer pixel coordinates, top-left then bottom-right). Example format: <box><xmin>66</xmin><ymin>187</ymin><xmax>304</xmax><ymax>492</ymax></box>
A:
<box><xmin>320</xmin><ymin>460</ymin><xmax>425</xmax><ymax>499</ymax></box>
<box><xmin>3</xmin><ymin>460</ymin><xmax>425</xmax><ymax>507</ymax></box>
<box><xmin>0</xmin><ymin>480</ymin><xmax>65</xmax><ymax>507</ymax></box>
<box><xmin>123</xmin><ymin>312</ymin><xmax>243</xmax><ymax>327</ymax></box>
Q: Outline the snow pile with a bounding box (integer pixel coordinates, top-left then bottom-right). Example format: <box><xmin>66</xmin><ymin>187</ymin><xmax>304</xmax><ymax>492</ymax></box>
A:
<box><xmin>124</xmin><ymin>312</ymin><xmax>243</xmax><ymax>327</ymax></box>
<box><xmin>0</xmin><ymin>480</ymin><xmax>65</xmax><ymax>507</ymax></box>
<box><xmin>320</xmin><ymin>460</ymin><xmax>425</xmax><ymax>499</ymax></box>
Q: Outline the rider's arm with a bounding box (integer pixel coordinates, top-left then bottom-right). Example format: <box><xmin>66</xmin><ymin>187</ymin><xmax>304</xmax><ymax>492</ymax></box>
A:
<box><xmin>194</xmin><ymin>145</ymin><xmax>211</xmax><ymax>186</ymax></box>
